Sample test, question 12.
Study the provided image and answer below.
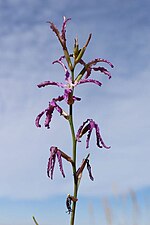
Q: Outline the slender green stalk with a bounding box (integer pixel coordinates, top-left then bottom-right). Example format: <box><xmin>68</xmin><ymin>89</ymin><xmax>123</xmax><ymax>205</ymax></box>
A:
<box><xmin>68</xmin><ymin>69</ymin><xmax>78</xmax><ymax>225</ymax></box>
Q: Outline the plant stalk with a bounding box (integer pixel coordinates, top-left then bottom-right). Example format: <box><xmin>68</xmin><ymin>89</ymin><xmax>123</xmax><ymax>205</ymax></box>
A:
<box><xmin>68</xmin><ymin>69</ymin><xmax>78</xmax><ymax>225</ymax></box>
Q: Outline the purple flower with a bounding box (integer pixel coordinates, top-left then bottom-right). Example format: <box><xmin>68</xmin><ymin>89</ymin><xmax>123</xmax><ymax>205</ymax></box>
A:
<box><xmin>35</xmin><ymin>96</ymin><xmax>68</xmax><ymax>129</ymax></box>
<box><xmin>47</xmin><ymin>146</ymin><xmax>65</xmax><ymax>179</ymax></box>
<box><xmin>76</xmin><ymin>119</ymin><xmax>110</xmax><ymax>149</ymax></box>
<box><xmin>37</xmin><ymin>56</ymin><xmax>103</xmax><ymax>105</ymax></box>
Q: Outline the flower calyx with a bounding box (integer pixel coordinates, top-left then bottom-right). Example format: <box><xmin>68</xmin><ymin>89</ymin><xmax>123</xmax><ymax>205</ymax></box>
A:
<box><xmin>66</xmin><ymin>194</ymin><xmax>78</xmax><ymax>214</ymax></box>
<box><xmin>75</xmin><ymin>153</ymin><xmax>94</xmax><ymax>182</ymax></box>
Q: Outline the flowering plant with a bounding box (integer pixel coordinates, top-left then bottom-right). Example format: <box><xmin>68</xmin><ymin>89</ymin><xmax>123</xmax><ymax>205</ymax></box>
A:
<box><xmin>34</xmin><ymin>17</ymin><xmax>113</xmax><ymax>225</ymax></box>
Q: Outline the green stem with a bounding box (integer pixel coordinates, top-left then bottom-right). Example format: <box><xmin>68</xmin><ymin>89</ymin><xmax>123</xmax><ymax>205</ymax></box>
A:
<box><xmin>68</xmin><ymin>70</ymin><xmax>78</xmax><ymax>225</ymax></box>
<box><xmin>69</xmin><ymin>104</ymin><xmax>78</xmax><ymax>225</ymax></box>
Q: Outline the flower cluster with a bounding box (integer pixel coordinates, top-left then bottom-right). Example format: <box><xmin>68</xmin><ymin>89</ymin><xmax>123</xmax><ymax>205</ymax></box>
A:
<box><xmin>35</xmin><ymin>17</ymin><xmax>113</xmax><ymax>131</ymax></box>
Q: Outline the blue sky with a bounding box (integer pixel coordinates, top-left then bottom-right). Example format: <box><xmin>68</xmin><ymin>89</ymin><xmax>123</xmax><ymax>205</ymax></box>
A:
<box><xmin>0</xmin><ymin>0</ymin><xmax>150</xmax><ymax>224</ymax></box>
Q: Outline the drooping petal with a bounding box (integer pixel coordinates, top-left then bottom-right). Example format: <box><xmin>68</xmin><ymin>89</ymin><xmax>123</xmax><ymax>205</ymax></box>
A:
<box><xmin>89</xmin><ymin>58</ymin><xmax>114</xmax><ymax>68</ymax></box>
<box><xmin>47</xmin><ymin>146</ymin><xmax>57</xmax><ymax>179</ymax></box>
<box><xmin>78</xmin><ymin>78</ymin><xmax>102</xmax><ymax>87</ymax></box>
<box><xmin>72</xmin><ymin>96</ymin><xmax>81</xmax><ymax>102</ymax></box>
<box><xmin>76</xmin><ymin>119</ymin><xmax>89</xmax><ymax>141</ymax></box>
<box><xmin>92</xmin><ymin>66</ymin><xmax>112</xmax><ymax>79</ymax></box>
<box><xmin>61</xmin><ymin>17</ymin><xmax>71</xmax><ymax>43</ymax></box>
<box><xmin>53</xmin><ymin>58</ymin><xmax>71</xmax><ymax>82</ymax></box>
<box><xmin>86</xmin><ymin>159</ymin><xmax>94</xmax><ymax>181</ymax></box>
<box><xmin>35</xmin><ymin>109</ymin><xmax>46</xmax><ymax>128</ymax></box>
<box><xmin>35</xmin><ymin>95</ymin><xmax>68</xmax><ymax>129</ymax></box>
<box><xmin>95</xmin><ymin>123</ymin><xmax>111</xmax><ymax>149</ymax></box>
<box><xmin>76</xmin><ymin>154</ymin><xmax>90</xmax><ymax>180</ymax></box>
<box><xmin>50</xmin><ymin>98</ymin><xmax>62</xmax><ymax>115</ymax></box>
<box><xmin>44</xmin><ymin>106</ymin><xmax>54</xmax><ymax>129</ymax></box>
<box><xmin>48</xmin><ymin>21</ymin><xmax>60</xmax><ymax>41</ymax></box>
<box><xmin>56</xmin><ymin>150</ymin><xmax>65</xmax><ymax>178</ymax></box>
<box><xmin>86</xmin><ymin>126</ymin><xmax>92</xmax><ymax>148</ymax></box>
<box><xmin>37</xmin><ymin>81</ymin><xmax>65</xmax><ymax>88</ymax></box>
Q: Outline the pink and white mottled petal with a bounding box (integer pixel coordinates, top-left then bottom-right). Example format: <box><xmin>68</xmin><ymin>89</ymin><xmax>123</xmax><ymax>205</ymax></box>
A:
<box><xmin>92</xmin><ymin>67</ymin><xmax>112</xmax><ymax>79</ymax></box>
<box><xmin>95</xmin><ymin>124</ymin><xmax>111</xmax><ymax>149</ymax></box>
<box><xmin>85</xmin><ymin>67</ymin><xmax>92</xmax><ymax>79</ymax></box>
<box><xmin>76</xmin><ymin>119</ymin><xmax>89</xmax><ymax>141</ymax></box>
<box><xmin>89</xmin><ymin>58</ymin><xmax>114</xmax><ymax>68</ymax></box>
<box><xmin>47</xmin><ymin>146</ymin><xmax>57</xmax><ymax>179</ymax></box>
<box><xmin>53</xmin><ymin>59</ymin><xmax>71</xmax><ymax>81</ymax></box>
<box><xmin>86</xmin><ymin>129</ymin><xmax>92</xmax><ymax>148</ymax></box>
<box><xmin>44</xmin><ymin>106</ymin><xmax>54</xmax><ymax>129</ymax></box>
<box><xmin>72</xmin><ymin>96</ymin><xmax>81</xmax><ymax>102</ymax></box>
<box><xmin>78</xmin><ymin>79</ymin><xmax>102</xmax><ymax>87</ymax></box>
<box><xmin>98</xmin><ymin>58</ymin><xmax>114</xmax><ymax>68</ymax></box>
<box><xmin>86</xmin><ymin>159</ymin><xmax>94</xmax><ymax>181</ymax></box>
<box><xmin>61</xmin><ymin>17</ymin><xmax>71</xmax><ymax>41</ymax></box>
<box><xmin>37</xmin><ymin>81</ymin><xmax>65</xmax><ymax>88</ymax></box>
<box><xmin>54</xmin><ymin>103</ymin><xmax>63</xmax><ymax>115</ymax></box>
<box><xmin>35</xmin><ymin>110</ymin><xmax>46</xmax><ymax>128</ymax></box>
<box><xmin>56</xmin><ymin>150</ymin><xmax>65</xmax><ymax>178</ymax></box>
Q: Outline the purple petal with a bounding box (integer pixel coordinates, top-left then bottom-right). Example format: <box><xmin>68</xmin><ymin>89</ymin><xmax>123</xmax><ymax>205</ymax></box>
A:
<box><xmin>37</xmin><ymin>81</ymin><xmax>65</xmax><ymax>88</ymax></box>
<box><xmin>56</xmin><ymin>150</ymin><xmax>65</xmax><ymax>178</ymax></box>
<box><xmin>97</xmin><ymin>58</ymin><xmax>114</xmax><ymax>68</ymax></box>
<box><xmin>61</xmin><ymin>17</ymin><xmax>71</xmax><ymax>42</ymax></box>
<box><xmin>47</xmin><ymin>146</ymin><xmax>57</xmax><ymax>179</ymax></box>
<box><xmin>53</xmin><ymin>58</ymin><xmax>71</xmax><ymax>82</ymax></box>
<box><xmin>48</xmin><ymin>22</ymin><xmax>60</xmax><ymax>39</ymax></box>
<box><xmin>52</xmin><ymin>95</ymin><xmax>65</xmax><ymax>113</ymax></box>
<box><xmin>95</xmin><ymin>123</ymin><xmax>111</xmax><ymax>149</ymax></box>
<box><xmin>76</xmin><ymin>119</ymin><xmax>89</xmax><ymax>141</ymax></box>
<box><xmin>86</xmin><ymin>126</ymin><xmax>92</xmax><ymax>148</ymax></box>
<box><xmin>85</xmin><ymin>68</ymin><xmax>92</xmax><ymax>79</ymax></box>
<box><xmin>92</xmin><ymin>67</ymin><xmax>112</xmax><ymax>79</ymax></box>
<box><xmin>54</xmin><ymin>95</ymin><xmax>65</xmax><ymax>102</ymax></box>
<box><xmin>35</xmin><ymin>109</ymin><xmax>46</xmax><ymax>128</ymax></box>
<box><xmin>72</xmin><ymin>96</ymin><xmax>81</xmax><ymax>101</ymax></box>
<box><xmin>78</xmin><ymin>79</ymin><xmax>102</xmax><ymax>86</ymax></box>
<box><xmin>89</xmin><ymin>58</ymin><xmax>114</xmax><ymax>68</ymax></box>
<box><xmin>86</xmin><ymin>159</ymin><xmax>94</xmax><ymax>181</ymax></box>
<box><xmin>44</xmin><ymin>106</ymin><xmax>54</xmax><ymax>129</ymax></box>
